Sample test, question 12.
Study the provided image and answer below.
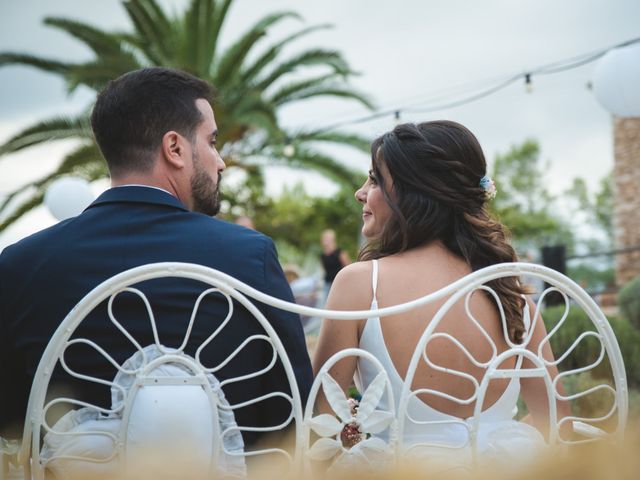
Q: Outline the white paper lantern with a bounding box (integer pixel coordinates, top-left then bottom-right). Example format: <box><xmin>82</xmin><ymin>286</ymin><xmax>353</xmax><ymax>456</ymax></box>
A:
<box><xmin>592</xmin><ymin>42</ymin><xmax>640</xmax><ymax>118</ymax></box>
<box><xmin>44</xmin><ymin>177</ymin><xmax>95</xmax><ymax>221</ymax></box>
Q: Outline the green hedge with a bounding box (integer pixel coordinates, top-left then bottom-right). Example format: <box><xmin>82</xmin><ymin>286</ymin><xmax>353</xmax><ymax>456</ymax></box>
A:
<box><xmin>619</xmin><ymin>275</ymin><xmax>640</xmax><ymax>329</ymax></box>
<box><xmin>543</xmin><ymin>305</ymin><xmax>640</xmax><ymax>388</ymax></box>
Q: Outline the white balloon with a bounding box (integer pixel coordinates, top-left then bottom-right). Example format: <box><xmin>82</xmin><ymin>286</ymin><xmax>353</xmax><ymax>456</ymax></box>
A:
<box><xmin>592</xmin><ymin>42</ymin><xmax>640</xmax><ymax>118</ymax></box>
<box><xmin>44</xmin><ymin>177</ymin><xmax>95</xmax><ymax>221</ymax></box>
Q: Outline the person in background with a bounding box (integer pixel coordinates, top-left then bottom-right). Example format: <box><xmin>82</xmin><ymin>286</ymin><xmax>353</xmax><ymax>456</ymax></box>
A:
<box><xmin>319</xmin><ymin>229</ymin><xmax>350</xmax><ymax>303</ymax></box>
<box><xmin>235</xmin><ymin>215</ymin><xmax>255</xmax><ymax>230</ymax></box>
<box><xmin>283</xmin><ymin>264</ymin><xmax>318</xmax><ymax>331</ymax></box>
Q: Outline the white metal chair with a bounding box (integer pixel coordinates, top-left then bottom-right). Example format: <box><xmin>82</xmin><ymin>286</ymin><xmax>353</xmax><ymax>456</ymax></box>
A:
<box><xmin>9</xmin><ymin>263</ymin><xmax>305</xmax><ymax>480</ymax></box>
<box><xmin>304</xmin><ymin>349</ymin><xmax>397</xmax><ymax>472</ymax></box>
<box><xmin>298</xmin><ymin>263</ymin><xmax>628</xmax><ymax>471</ymax></box>
<box><xmin>2</xmin><ymin>262</ymin><xmax>628</xmax><ymax>478</ymax></box>
<box><xmin>394</xmin><ymin>263</ymin><xmax>627</xmax><ymax>465</ymax></box>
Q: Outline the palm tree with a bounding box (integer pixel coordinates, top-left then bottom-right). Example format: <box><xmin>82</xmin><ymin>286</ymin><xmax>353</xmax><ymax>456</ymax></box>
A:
<box><xmin>0</xmin><ymin>0</ymin><xmax>373</xmax><ymax>230</ymax></box>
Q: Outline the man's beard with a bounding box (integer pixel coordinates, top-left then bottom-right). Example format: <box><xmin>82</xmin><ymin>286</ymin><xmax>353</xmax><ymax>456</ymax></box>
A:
<box><xmin>190</xmin><ymin>153</ymin><xmax>221</xmax><ymax>216</ymax></box>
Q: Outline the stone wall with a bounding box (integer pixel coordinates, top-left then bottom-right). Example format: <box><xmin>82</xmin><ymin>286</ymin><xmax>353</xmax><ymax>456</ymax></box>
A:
<box><xmin>614</xmin><ymin>117</ymin><xmax>640</xmax><ymax>285</ymax></box>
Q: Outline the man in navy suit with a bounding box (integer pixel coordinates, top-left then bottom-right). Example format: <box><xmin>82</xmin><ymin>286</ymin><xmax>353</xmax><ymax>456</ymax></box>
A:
<box><xmin>0</xmin><ymin>67</ymin><xmax>312</xmax><ymax>447</ymax></box>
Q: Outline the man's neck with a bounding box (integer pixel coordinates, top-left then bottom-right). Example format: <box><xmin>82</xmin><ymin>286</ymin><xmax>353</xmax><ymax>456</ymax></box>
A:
<box><xmin>112</xmin><ymin>175</ymin><xmax>176</xmax><ymax>196</ymax></box>
<box><xmin>111</xmin><ymin>171</ymin><xmax>191</xmax><ymax>210</ymax></box>
<box><xmin>112</xmin><ymin>184</ymin><xmax>174</xmax><ymax>196</ymax></box>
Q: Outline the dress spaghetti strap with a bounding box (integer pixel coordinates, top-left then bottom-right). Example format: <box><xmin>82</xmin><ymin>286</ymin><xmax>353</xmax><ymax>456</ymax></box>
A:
<box><xmin>371</xmin><ymin>260</ymin><xmax>379</xmax><ymax>308</ymax></box>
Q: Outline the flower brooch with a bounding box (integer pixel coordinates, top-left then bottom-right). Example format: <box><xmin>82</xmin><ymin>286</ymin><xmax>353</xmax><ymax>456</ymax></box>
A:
<box><xmin>307</xmin><ymin>372</ymin><xmax>394</xmax><ymax>468</ymax></box>
<box><xmin>479</xmin><ymin>175</ymin><xmax>497</xmax><ymax>200</ymax></box>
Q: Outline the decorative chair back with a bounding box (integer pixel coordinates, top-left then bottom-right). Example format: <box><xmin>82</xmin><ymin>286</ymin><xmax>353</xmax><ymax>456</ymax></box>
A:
<box><xmin>16</xmin><ymin>263</ymin><xmax>304</xmax><ymax>480</ymax></box>
<box><xmin>304</xmin><ymin>348</ymin><xmax>397</xmax><ymax>472</ymax></box>
<box><xmin>397</xmin><ymin>263</ymin><xmax>627</xmax><ymax>465</ymax></box>
<box><xmin>6</xmin><ymin>262</ymin><xmax>628</xmax><ymax>478</ymax></box>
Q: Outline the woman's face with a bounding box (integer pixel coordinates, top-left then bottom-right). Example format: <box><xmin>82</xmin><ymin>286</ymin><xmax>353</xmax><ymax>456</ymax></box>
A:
<box><xmin>355</xmin><ymin>158</ymin><xmax>393</xmax><ymax>239</ymax></box>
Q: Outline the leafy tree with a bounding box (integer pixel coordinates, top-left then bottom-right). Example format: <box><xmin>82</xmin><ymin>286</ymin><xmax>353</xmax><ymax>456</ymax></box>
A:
<box><xmin>240</xmin><ymin>182</ymin><xmax>363</xmax><ymax>269</ymax></box>
<box><xmin>564</xmin><ymin>173</ymin><xmax>615</xmax><ymax>290</ymax></box>
<box><xmin>490</xmin><ymin>140</ymin><xmax>615</xmax><ymax>291</ymax></box>
<box><xmin>0</xmin><ymin>0</ymin><xmax>373</xmax><ymax>230</ymax></box>
<box><xmin>565</xmin><ymin>174</ymin><xmax>614</xmax><ymax>247</ymax></box>
<box><xmin>489</xmin><ymin>139</ymin><xmax>573</xmax><ymax>251</ymax></box>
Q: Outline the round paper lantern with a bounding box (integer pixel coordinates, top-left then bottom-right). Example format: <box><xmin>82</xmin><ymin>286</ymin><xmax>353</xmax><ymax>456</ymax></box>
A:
<box><xmin>44</xmin><ymin>176</ymin><xmax>95</xmax><ymax>221</ymax></box>
<box><xmin>592</xmin><ymin>42</ymin><xmax>640</xmax><ymax>117</ymax></box>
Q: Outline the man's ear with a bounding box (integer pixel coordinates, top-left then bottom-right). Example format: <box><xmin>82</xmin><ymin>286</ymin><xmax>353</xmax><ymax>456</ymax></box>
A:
<box><xmin>161</xmin><ymin>131</ymin><xmax>188</xmax><ymax>169</ymax></box>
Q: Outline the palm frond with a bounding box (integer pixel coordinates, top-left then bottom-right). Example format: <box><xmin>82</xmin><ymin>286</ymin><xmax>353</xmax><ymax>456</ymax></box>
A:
<box><xmin>43</xmin><ymin>17</ymin><xmax>124</xmax><ymax>57</ymax></box>
<box><xmin>54</xmin><ymin>143</ymin><xmax>105</xmax><ymax>177</ymax></box>
<box><xmin>180</xmin><ymin>0</ymin><xmax>219</xmax><ymax>74</ymax></box>
<box><xmin>229</xmin><ymin>111</ymin><xmax>278</xmax><ymax>138</ymax></box>
<box><xmin>207</xmin><ymin>0</ymin><xmax>235</xmax><ymax>72</ymax></box>
<box><xmin>240</xmin><ymin>24</ymin><xmax>331</xmax><ymax>83</ymax></box>
<box><xmin>0</xmin><ymin>145</ymin><xmax>105</xmax><ymax>230</ymax></box>
<box><xmin>65</xmin><ymin>56</ymin><xmax>141</xmax><ymax>91</ymax></box>
<box><xmin>135</xmin><ymin>0</ymin><xmax>172</xmax><ymax>30</ymax></box>
<box><xmin>292</xmin><ymin>130</ymin><xmax>370</xmax><ymax>152</ymax></box>
<box><xmin>0</xmin><ymin>189</ymin><xmax>21</xmax><ymax>218</ymax></box>
<box><xmin>123</xmin><ymin>0</ymin><xmax>172</xmax><ymax>64</ymax></box>
<box><xmin>0</xmin><ymin>190</ymin><xmax>46</xmax><ymax>232</ymax></box>
<box><xmin>218</xmin><ymin>102</ymin><xmax>279</xmax><ymax>144</ymax></box>
<box><xmin>272</xmin><ymin>82</ymin><xmax>374</xmax><ymax>109</ymax></box>
<box><xmin>0</xmin><ymin>0</ymin><xmax>375</xmax><ymax>228</ymax></box>
<box><xmin>214</xmin><ymin>11</ymin><xmax>300</xmax><ymax>86</ymax></box>
<box><xmin>255</xmin><ymin>49</ymin><xmax>352</xmax><ymax>91</ymax></box>
<box><xmin>0</xmin><ymin>53</ymin><xmax>70</xmax><ymax>75</ymax></box>
<box><xmin>252</xmin><ymin>146</ymin><xmax>363</xmax><ymax>190</ymax></box>
<box><xmin>267</xmin><ymin>72</ymin><xmax>345</xmax><ymax>102</ymax></box>
<box><xmin>0</xmin><ymin>115</ymin><xmax>93</xmax><ymax>157</ymax></box>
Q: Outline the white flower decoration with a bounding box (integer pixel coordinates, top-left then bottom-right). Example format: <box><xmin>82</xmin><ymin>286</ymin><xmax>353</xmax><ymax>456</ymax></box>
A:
<box><xmin>307</xmin><ymin>372</ymin><xmax>394</xmax><ymax>468</ymax></box>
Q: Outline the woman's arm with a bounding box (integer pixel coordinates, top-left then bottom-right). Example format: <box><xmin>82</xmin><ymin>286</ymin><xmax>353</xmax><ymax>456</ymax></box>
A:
<box><xmin>312</xmin><ymin>262</ymin><xmax>372</xmax><ymax>412</ymax></box>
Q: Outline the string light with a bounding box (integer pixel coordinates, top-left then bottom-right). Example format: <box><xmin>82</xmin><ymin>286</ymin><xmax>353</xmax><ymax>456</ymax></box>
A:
<box><xmin>525</xmin><ymin>73</ymin><xmax>533</xmax><ymax>93</ymax></box>
<box><xmin>281</xmin><ymin>135</ymin><xmax>295</xmax><ymax>157</ymax></box>
<box><xmin>310</xmin><ymin>36</ymin><xmax>640</xmax><ymax>133</ymax></box>
<box><xmin>283</xmin><ymin>142</ymin><xmax>295</xmax><ymax>158</ymax></box>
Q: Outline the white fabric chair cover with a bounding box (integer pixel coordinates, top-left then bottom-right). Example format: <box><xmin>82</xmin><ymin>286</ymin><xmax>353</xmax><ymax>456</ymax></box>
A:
<box><xmin>41</xmin><ymin>345</ymin><xmax>246</xmax><ymax>479</ymax></box>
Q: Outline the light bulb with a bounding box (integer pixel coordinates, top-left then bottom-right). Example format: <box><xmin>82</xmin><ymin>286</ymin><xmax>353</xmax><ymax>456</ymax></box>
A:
<box><xmin>283</xmin><ymin>144</ymin><xmax>295</xmax><ymax>157</ymax></box>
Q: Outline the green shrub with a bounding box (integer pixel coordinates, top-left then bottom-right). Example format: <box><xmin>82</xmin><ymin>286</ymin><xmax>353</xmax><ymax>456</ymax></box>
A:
<box><xmin>542</xmin><ymin>305</ymin><xmax>640</xmax><ymax>388</ymax></box>
<box><xmin>619</xmin><ymin>275</ymin><xmax>640</xmax><ymax>329</ymax></box>
<box><xmin>607</xmin><ymin>315</ymin><xmax>640</xmax><ymax>388</ymax></box>
<box><xmin>562</xmin><ymin>372</ymin><xmax>617</xmax><ymax>420</ymax></box>
<box><xmin>629</xmin><ymin>388</ymin><xmax>640</xmax><ymax>421</ymax></box>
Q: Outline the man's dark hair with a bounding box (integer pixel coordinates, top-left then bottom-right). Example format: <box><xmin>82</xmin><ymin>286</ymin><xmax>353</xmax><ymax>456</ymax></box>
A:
<box><xmin>91</xmin><ymin>67</ymin><xmax>214</xmax><ymax>176</ymax></box>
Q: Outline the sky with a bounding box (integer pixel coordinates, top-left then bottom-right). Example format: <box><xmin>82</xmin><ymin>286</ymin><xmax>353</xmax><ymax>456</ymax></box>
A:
<box><xmin>1</xmin><ymin>0</ymin><xmax>639</xmax><ymax>250</ymax></box>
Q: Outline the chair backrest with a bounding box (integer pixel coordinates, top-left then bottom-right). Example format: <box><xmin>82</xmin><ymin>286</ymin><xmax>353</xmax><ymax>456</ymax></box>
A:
<box><xmin>296</xmin><ymin>263</ymin><xmax>628</xmax><ymax>471</ymax></box>
<box><xmin>12</xmin><ymin>262</ymin><xmax>628</xmax><ymax>477</ymax></box>
<box><xmin>304</xmin><ymin>348</ymin><xmax>397</xmax><ymax>472</ymax></box>
<box><xmin>397</xmin><ymin>263</ymin><xmax>627</xmax><ymax>464</ymax></box>
<box><xmin>17</xmin><ymin>263</ymin><xmax>305</xmax><ymax>480</ymax></box>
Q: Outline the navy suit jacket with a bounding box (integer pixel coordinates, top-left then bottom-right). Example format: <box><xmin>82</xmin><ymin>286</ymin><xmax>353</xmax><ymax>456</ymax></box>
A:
<box><xmin>0</xmin><ymin>186</ymin><xmax>312</xmax><ymax>446</ymax></box>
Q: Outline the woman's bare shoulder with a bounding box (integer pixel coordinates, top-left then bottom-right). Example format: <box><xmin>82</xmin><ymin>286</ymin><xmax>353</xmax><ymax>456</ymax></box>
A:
<box><xmin>327</xmin><ymin>261</ymin><xmax>375</xmax><ymax>310</ymax></box>
<box><xmin>333</xmin><ymin>260</ymin><xmax>375</xmax><ymax>288</ymax></box>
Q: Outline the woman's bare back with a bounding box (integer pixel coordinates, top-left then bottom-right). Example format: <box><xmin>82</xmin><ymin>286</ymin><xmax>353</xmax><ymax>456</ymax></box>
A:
<box><xmin>370</xmin><ymin>243</ymin><xmax>516</xmax><ymax>419</ymax></box>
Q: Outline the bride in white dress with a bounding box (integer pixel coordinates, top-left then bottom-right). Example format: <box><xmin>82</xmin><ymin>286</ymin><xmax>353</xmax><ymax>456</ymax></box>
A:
<box><xmin>312</xmin><ymin>120</ymin><xmax>568</xmax><ymax>466</ymax></box>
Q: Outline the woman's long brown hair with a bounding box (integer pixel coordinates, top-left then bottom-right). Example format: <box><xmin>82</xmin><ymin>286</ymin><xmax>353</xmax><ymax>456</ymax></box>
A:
<box><xmin>358</xmin><ymin>120</ymin><xmax>527</xmax><ymax>343</ymax></box>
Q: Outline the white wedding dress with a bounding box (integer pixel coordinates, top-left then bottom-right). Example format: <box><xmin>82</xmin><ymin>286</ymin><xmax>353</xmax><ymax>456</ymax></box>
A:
<box><xmin>355</xmin><ymin>260</ymin><xmax>545</xmax><ymax>468</ymax></box>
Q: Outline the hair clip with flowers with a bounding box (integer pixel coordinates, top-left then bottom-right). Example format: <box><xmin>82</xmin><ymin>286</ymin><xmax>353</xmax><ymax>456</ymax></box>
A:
<box><xmin>479</xmin><ymin>176</ymin><xmax>497</xmax><ymax>200</ymax></box>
